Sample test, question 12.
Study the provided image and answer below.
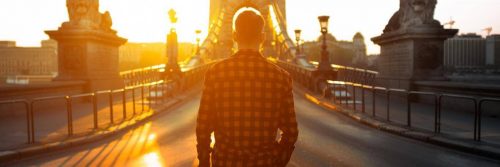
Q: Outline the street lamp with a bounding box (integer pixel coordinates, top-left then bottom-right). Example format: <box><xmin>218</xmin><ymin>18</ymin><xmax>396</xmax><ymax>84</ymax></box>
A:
<box><xmin>318</xmin><ymin>16</ymin><xmax>329</xmax><ymax>34</ymax></box>
<box><xmin>165</xmin><ymin>9</ymin><xmax>181</xmax><ymax>80</ymax></box>
<box><xmin>195</xmin><ymin>30</ymin><xmax>202</xmax><ymax>55</ymax></box>
<box><xmin>168</xmin><ymin>9</ymin><xmax>178</xmax><ymax>31</ymax></box>
<box><xmin>294</xmin><ymin>29</ymin><xmax>302</xmax><ymax>54</ymax></box>
<box><xmin>317</xmin><ymin>15</ymin><xmax>331</xmax><ymax>71</ymax></box>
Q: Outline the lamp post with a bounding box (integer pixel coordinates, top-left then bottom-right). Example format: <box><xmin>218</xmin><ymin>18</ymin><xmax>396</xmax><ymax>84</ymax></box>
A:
<box><xmin>294</xmin><ymin>29</ymin><xmax>302</xmax><ymax>54</ymax></box>
<box><xmin>165</xmin><ymin>9</ymin><xmax>180</xmax><ymax>78</ymax></box>
<box><xmin>195</xmin><ymin>30</ymin><xmax>202</xmax><ymax>55</ymax></box>
<box><xmin>317</xmin><ymin>15</ymin><xmax>332</xmax><ymax>71</ymax></box>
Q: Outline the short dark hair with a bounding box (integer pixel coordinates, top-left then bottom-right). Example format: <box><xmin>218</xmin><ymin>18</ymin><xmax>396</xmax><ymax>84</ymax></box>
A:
<box><xmin>234</xmin><ymin>10</ymin><xmax>264</xmax><ymax>43</ymax></box>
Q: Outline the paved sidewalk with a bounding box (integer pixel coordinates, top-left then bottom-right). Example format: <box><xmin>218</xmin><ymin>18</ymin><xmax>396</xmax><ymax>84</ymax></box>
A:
<box><xmin>0</xmin><ymin>86</ymin><xmax>202</xmax><ymax>162</ymax></box>
<box><xmin>0</xmin><ymin>88</ymin><xmax>180</xmax><ymax>151</ymax></box>
<box><xmin>340</xmin><ymin>86</ymin><xmax>500</xmax><ymax>146</ymax></box>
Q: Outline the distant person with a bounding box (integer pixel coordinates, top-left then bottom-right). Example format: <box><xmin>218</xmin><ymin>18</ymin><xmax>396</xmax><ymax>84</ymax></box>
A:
<box><xmin>196</xmin><ymin>10</ymin><xmax>298</xmax><ymax>167</ymax></box>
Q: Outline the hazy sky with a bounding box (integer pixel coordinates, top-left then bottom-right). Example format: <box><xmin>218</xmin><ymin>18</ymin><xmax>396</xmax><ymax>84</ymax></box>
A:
<box><xmin>1</xmin><ymin>0</ymin><xmax>499</xmax><ymax>54</ymax></box>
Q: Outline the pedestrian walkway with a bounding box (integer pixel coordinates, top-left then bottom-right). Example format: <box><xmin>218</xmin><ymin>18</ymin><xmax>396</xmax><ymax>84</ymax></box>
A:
<box><xmin>4</xmin><ymin>88</ymin><xmax>499</xmax><ymax>166</ymax></box>
<box><xmin>0</xmin><ymin>88</ymin><xmax>166</xmax><ymax>151</ymax></box>
<box><xmin>316</xmin><ymin>84</ymin><xmax>500</xmax><ymax>158</ymax></box>
<box><xmin>341</xmin><ymin>86</ymin><xmax>500</xmax><ymax>146</ymax></box>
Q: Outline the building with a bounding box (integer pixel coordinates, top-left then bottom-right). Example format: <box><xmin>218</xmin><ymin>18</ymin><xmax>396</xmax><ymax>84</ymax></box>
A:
<box><xmin>0</xmin><ymin>41</ymin><xmax>16</xmax><ymax>48</ymax></box>
<box><xmin>444</xmin><ymin>33</ymin><xmax>486</xmax><ymax>68</ymax></box>
<box><xmin>349</xmin><ymin>33</ymin><xmax>367</xmax><ymax>66</ymax></box>
<box><xmin>303</xmin><ymin>32</ymin><xmax>368</xmax><ymax>67</ymax></box>
<box><xmin>119</xmin><ymin>42</ymin><xmax>195</xmax><ymax>71</ymax></box>
<box><xmin>0</xmin><ymin>40</ymin><xmax>58</xmax><ymax>83</ymax></box>
<box><xmin>486</xmin><ymin>35</ymin><xmax>500</xmax><ymax>66</ymax></box>
<box><xmin>119</xmin><ymin>42</ymin><xmax>166</xmax><ymax>70</ymax></box>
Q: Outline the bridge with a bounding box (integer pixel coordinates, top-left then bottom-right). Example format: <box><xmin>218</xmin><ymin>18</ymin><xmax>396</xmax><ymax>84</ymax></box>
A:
<box><xmin>1</xmin><ymin>0</ymin><xmax>500</xmax><ymax>166</ymax></box>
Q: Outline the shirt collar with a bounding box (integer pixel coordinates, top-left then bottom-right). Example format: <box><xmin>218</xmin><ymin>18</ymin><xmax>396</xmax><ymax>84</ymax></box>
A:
<box><xmin>234</xmin><ymin>50</ymin><xmax>263</xmax><ymax>58</ymax></box>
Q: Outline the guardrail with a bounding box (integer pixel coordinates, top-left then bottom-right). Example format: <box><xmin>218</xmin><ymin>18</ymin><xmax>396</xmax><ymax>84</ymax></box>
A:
<box><xmin>309</xmin><ymin>61</ymin><xmax>378</xmax><ymax>85</ymax></box>
<box><xmin>276</xmin><ymin>61</ymin><xmax>317</xmax><ymax>92</ymax></box>
<box><xmin>120</xmin><ymin>64</ymin><xmax>165</xmax><ymax>87</ymax></box>
<box><xmin>0</xmin><ymin>63</ymin><xmax>211</xmax><ymax>146</ymax></box>
<box><xmin>327</xmin><ymin>80</ymin><xmax>500</xmax><ymax>142</ymax></box>
<box><xmin>280</xmin><ymin>61</ymin><xmax>499</xmax><ymax>142</ymax></box>
<box><xmin>0</xmin><ymin>99</ymin><xmax>30</xmax><ymax>142</ymax></box>
<box><xmin>20</xmin><ymin>81</ymin><xmax>166</xmax><ymax>144</ymax></box>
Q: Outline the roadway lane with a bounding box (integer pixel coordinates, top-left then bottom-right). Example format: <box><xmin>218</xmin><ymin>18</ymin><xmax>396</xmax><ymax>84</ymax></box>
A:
<box><xmin>3</xmin><ymin>92</ymin><xmax>499</xmax><ymax>167</ymax></box>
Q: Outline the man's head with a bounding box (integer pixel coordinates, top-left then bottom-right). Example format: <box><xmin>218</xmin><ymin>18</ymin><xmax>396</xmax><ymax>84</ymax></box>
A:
<box><xmin>233</xmin><ymin>10</ymin><xmax>265</xmax><ymax>49</ymax></box>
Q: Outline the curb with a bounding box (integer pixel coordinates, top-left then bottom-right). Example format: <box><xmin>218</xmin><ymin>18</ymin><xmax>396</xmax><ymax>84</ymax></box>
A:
<box><xmin>294</xmin><ymin>86</ymin><xmax>500</xmax><ymax>160</ymax></box>
<box><xmin>0</xmin><ymin>88</ymin><xmax>201</xmax><ymax>163</ymax></box>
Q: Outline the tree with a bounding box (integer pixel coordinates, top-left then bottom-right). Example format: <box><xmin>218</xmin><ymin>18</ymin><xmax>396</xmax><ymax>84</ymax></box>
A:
<box><xmin>303</xmin><ymin>33</ymin><xmax>355</xmax><ymax>66</ymax></box>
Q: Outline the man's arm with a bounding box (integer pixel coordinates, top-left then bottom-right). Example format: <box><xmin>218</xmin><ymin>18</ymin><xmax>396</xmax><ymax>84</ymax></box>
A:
<box><xmin>196</xmin><ymin>69</ymin><xmax>216</xmax><ymax>167</ymax></box>
<box><xmin>278</xmin><ymin>76</ymin><xmax>299</xmax><ymax>165</ymax></box>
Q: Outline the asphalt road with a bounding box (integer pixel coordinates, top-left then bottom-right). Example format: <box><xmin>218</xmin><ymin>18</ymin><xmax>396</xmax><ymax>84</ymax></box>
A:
<box><xmin>3</xmin><ymin>93</ymin><xmax>500</xmax><ymax>167</ymax></box>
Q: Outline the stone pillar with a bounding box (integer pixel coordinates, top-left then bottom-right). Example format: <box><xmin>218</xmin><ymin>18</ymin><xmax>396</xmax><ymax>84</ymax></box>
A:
<box><xmin>372</xmin><ymin>28</ymin><xmax>457</xmax><ymax>89</ymax></box>
<box><xmin>46</xmin><ymin>0</ymin><xmax>127</xmax><ymax>92</ymax></box>
<box><xmin>371</xmin><ymin>0</ymin><xmax>458</xmax><ymax>90</ymax></box>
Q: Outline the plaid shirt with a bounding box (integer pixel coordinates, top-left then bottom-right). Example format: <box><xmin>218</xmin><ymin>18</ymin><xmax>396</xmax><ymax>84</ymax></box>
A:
<box><xmin>196</xmin><ymin>50</ymin><xmax>298</xmax><ymax>167</ymax></box>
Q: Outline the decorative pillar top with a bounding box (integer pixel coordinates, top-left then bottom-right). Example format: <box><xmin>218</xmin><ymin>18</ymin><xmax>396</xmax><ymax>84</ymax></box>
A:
<box><xmin>61</xmin><ymin>0</ymin><xmax>114</xmax><ymax>33</ymax></box>
<box><xmin>383</xmin><ymin>0</ymin><xmax>442</xmax><ymax>33</ymax></box>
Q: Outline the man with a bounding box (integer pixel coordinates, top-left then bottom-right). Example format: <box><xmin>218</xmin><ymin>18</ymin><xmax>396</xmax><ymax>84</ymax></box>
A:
<box><xmin>196</xmin><ymin>10</ymin><xmax>298</xmax><ymax>167</ymax></box>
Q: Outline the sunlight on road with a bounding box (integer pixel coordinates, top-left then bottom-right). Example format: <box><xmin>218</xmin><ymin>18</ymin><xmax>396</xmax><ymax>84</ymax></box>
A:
<box><xmin>143</xmin><ymin>152</ymin><xmax>163</xmax><ymax>167</ymax></box>
<box><xmin>132</xmin><ymin>123</ymin><xmax>166</xmax><ymax>167</ymax></box>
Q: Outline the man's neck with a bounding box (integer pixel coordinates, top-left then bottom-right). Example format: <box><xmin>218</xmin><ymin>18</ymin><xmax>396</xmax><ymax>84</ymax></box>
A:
<box><xmin>237</xmin><ymin>44</ymin><xmax>260</xmax><ymax>52</ymax></box>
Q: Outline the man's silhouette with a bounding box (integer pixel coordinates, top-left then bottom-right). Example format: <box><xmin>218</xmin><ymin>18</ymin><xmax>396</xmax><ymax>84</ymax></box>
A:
<box><xmin>196</xmin><ymin>10</ymin><xmax>298</xmax><ymax>167</ymax></box>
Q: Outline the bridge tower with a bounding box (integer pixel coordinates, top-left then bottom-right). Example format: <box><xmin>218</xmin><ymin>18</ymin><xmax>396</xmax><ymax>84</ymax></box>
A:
<box><xmin>208</xmin><ymin>0</ymin><xmax>287</xmax><ymax>59</ymax></box>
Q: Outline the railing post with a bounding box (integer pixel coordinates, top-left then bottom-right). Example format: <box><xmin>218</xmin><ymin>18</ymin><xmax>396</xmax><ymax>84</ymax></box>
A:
<box><xmin>161</xmin><ymin>82</ymin><xmax>165</xmax><ymax>102</ymax></box>
<box><xmin>148</xmin><ymin>84</ymin><xmax>152</xmax><ymax>109</ymax></box>
<box><xmin>141</xmin><ymin>85</ymin><xmax>145</xmax><ymax>112</ymax></box>
<box><xmin>473</xmin><ymin>99</ymin><xmax>478</xmax><ymax>141</ymax></box>
<box><xmin>344</xmin><ymin>84</ymin><xmax>348</xmax><ymax>107</ymax></box>
<box><xmin>132</xmin><ymin>86</ymin><xmax>136</xmax><ymax>115</ymax></box>
<box><xmin>386</xmin><ymin>89</ymin><xmax>390</xmax><ymax>122</ymax></box>
<box><xmin>361</xmin><ymin>85</ymin><xmax>365</xmax><ymax>113</ymax></box>
<box><xmin>122</xmin><ymin>89</ymin><xmax>127</xmax><ymax>120</ymax></box>
<box><xmin>332</xmin><ymin>84</ymin><xmax>337</xmax><ymax>104</ymax></box>
<box><xmin>478</xmin><ymin>100</ymin><xmax>484</xmax><ymax>141</ymax></box>
<box><xmin>154</xmin><ymin>84</ymin><xmax>158</xmax><ymax>106</ymax></box>
<box><xmin>109</xmin><ymin>91</ymin><xmax>114</xmax><ymax>124</ymax></box>
<box><xmin>363</xmin><ymin>69</ymin><xmax>368</xmax><ymax>85</ymax></box>
<box><xmin>340</xmin><ymin>84</ymin><xmax>344</xmax><ymax>106</ymax></box>
<box><xmin>29</xmin><ymin>101</ymin><xmax>35</xmax><ymax>143</ymax></box>
<box><xmin>407</xmin><ymin>93</ymin><xmax>412</xmax><ymax>128</ymax></box>
<box><xmin>93</xmin><ymin>92</ymin><xmax>98</xmax><ymax>129</ymax></box>
<box><xmin>65</xmin><ymin>96</ymin><xmax>73</xmax><ymax>136</ymax></box>
<box><xmin>437</xmin><ymin>95</ymin><xmax>442</xmax><ymax>133</ymax></box>
<box><xmin>24</xmin><ymin>101</ymin><xmax>31</xmax><ymax>144</ymax></box>
<box><xmin>352</xmin><ymin>84</ymin><xmax>357</xmax><ymax>111</ymax></box>
<box><xmin>434</xmin><ymin>95</ymin><xmax>439</xmax><ymax>133</ymax></box>
<box><xmin>372</xmin><ymin>86</ymin><xmax>376</xmax><ymax>117</ymax></box>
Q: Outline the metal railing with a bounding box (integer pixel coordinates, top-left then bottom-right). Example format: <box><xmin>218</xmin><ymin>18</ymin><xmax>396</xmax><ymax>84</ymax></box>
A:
<box><xmin>0</xmin><ymin>99</ymin><xmax>30</xmax><ymax>142</ymax></box>
<box><xmin>309</xmin><ymin>61</ymin><xmax>379</xmax><ymax>85</ymax></box>
<box><xmin>276</xmin><ymin>61</ymin><xmax>316</xmax><ymax>89</ymax></box>
<box><xmin>19</xmin><ymin>82</ymin><xmax>165</xmax><ymax>144</ymax></box>
<box><xmin>326</xmin><ymin>80</ymin><xmax>499</xmax><ymax>142</ymax></box>
<box><xmin>0</xmin><ymin>63</ymin><xmax>211</xmax><ymax>145</ymax></box>
<box><xmin>280</xmin><ymin>61</ymin><xmax>500</xmax><ymax>142</ymax></box>
<box><xmin>120</xmin><ymin>64</ymin><xmax>165</xmax><ymax>87</ymax></box>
